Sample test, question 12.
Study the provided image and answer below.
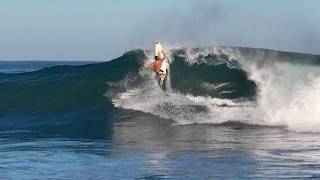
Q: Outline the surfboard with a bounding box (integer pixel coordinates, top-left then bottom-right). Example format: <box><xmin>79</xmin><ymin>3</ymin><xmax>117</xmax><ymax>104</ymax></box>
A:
<box><xmin>155</xmin><ymin>42</ymin><xmax>169</xmax><ymax>89</ymax></box>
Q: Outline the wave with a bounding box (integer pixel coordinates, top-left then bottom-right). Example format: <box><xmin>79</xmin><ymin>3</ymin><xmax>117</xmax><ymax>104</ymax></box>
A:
<box><xmin>108</xmin><ymin>47</ymin><xmax>320</xmax><ymax>132</ymax></box>
<box><xmin>1</xmin><ymin>46</ymin><xmax>320</xmax><ymax>132</ymax></box>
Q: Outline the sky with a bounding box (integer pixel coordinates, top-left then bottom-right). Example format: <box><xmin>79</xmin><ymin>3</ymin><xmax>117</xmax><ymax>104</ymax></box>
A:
<box><xmin>0</xmin><ymin>0</ymin><xmax>319</xmax><ymax>60</ymax></box>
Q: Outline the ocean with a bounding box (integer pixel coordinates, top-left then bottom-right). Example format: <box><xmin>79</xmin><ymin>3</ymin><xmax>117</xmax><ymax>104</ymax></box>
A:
<box><xmin>1</xmin><ymin>47</ymin><xmax>320</xmax><ymax>179</ymax></box>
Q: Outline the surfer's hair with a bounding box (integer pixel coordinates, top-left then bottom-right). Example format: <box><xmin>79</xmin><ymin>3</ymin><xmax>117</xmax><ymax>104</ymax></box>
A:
<box><xmin>155</xmin><ymin>56</ymin><xmax>159</xmax><ymax>60</ymax></box>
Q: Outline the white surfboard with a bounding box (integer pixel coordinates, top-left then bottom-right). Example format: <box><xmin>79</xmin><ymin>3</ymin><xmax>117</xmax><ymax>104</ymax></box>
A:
<box><xmin>155</xmin><ymin>42</ymin><xmax>169</xmax><ymax>88</ymax></box>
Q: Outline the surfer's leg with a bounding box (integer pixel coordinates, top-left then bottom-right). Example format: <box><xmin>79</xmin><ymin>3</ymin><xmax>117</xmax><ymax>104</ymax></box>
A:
<box><xmin>159</xmin><ymin>79</ymin><xmax>163</xmax><ymax>88</ymax></box>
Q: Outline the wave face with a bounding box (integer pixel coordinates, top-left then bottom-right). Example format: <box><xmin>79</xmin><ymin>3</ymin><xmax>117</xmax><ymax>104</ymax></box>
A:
<box><xmin>0</xmin><ymin>51</ymin><xmax>145</xmax><ymax>137</ymax></box>
<box><xmin>1</xmin><ymin>47</ymin><xmax>320</xmax><ymax>133</ymax></box>
<box><xmin>170</xmin><ymin>49</ymin><xmax>257</xmax><ymax>99</ymax></box>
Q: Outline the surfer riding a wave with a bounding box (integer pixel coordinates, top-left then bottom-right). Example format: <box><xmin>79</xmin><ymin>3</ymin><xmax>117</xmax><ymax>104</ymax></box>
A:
<box><xmin>144</xmin><ymin>41</ymin><xmax>169</xmax><ymax>88</ymax></box>
<box><xmin>144</xmin><ymin>41</ymin><xmax>166</xmax><ymax>75</ymax></box>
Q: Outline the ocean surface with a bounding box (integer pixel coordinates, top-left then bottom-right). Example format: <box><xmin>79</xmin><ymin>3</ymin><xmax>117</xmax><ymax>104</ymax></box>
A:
<box><xmin>1</xmin><ymin>47</ymin><xmax>320</xmax><ymax>179</ymax></box>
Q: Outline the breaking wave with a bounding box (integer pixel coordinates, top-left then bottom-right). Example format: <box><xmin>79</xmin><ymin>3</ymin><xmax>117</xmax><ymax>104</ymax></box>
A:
<box><xmin>107</xmin><ymin>47</ymin><xmax>320</xmax><ymax>132</ymax></box>
<box><xmin>1</xmin><ymin>46</ymin><xmax>320</xmax><ymax>132</ymax></box>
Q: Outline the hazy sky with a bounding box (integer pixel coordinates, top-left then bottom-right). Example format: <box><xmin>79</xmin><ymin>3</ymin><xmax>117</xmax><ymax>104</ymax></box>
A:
<box><xmin>0</xmin><ymin>0</ymin><xmax>319</xmax><ymax>60</ymax></box>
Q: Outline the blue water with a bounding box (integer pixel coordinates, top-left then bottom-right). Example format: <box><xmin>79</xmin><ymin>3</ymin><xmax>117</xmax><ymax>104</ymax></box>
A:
<box><xmin>1</xmin><ymin>54</ymin><xmax>320</xmax><ymax>179</ymax></box>
<box><xmin>1</xmin><ymin>117</ymin><xmax>320</xmax><ymax>179</ymax></box>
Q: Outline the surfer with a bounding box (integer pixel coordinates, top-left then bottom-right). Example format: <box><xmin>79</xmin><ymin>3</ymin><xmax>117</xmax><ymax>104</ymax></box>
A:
<box><xmin>144</xmin><ymin>42</ymin><xmax>166</xmax><ymax>76</ymax></box>
<box><xmin>144</xmin><ymin>41</ymin><xmax>169</xmax><ymax>88</ymax></box>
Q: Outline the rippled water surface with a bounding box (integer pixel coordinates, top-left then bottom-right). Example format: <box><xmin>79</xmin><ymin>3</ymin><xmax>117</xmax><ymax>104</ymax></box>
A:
<box><xmin>1</xmin><ymin>114</ymin><xmax>320</xmax><ymax>179</ymax></box>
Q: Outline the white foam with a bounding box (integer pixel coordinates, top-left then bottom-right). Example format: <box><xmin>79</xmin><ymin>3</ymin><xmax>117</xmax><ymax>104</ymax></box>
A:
<box><xmin>111</xmin><ymin>83</ymin><xmax>258</xmax><ymax>126</ymax></box>
<box><xmin>249</xmin><ymin>62</ymin><xmax>320</xmax><ymax>132</ymax></box>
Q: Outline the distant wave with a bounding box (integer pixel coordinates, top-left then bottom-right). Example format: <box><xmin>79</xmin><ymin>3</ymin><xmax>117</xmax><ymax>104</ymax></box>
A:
<box><xmin>0</xmin><ymin>61</ymin><xmax>97</xmax><ymax>73</ymax></box>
